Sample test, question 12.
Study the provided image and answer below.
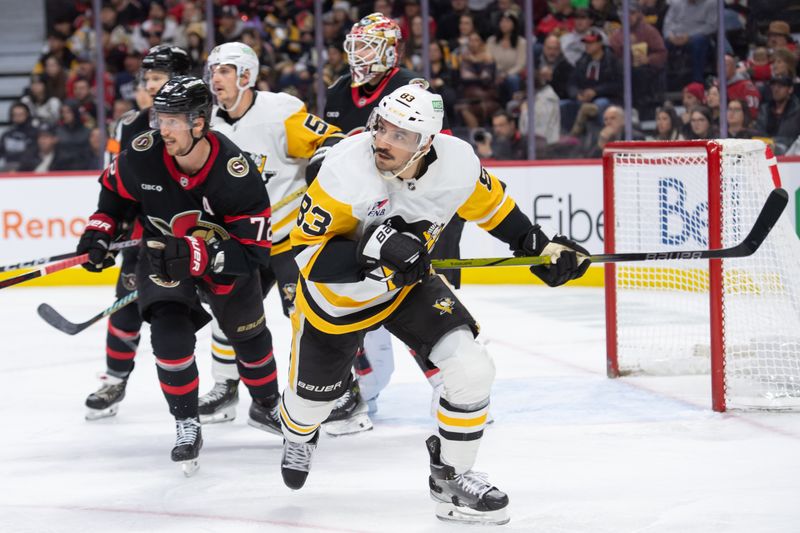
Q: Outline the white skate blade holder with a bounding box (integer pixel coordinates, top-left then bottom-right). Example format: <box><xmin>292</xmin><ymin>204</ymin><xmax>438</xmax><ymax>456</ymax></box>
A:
<box><xmin>181</xmin><ymin>459</ymin><xmax>200</xmax><ymax>477</ymax></box>
<box><xmin>322</xmin><ymin>412</ymin><xmax>373</xmax><ymax>437</ymax></box>
<box><xmin>199</xmin><ymin>403</ymin><xmax>237</xmax><ymax>425</ymax></box>
<box><xmin>435</xmin><ymin>502</ymin><xmax>510</xmax><ymax>526</ymax></box>
<box><xmin>85</xmin><ymin>404</ymin><xmax>119</xmax><ymax>421</ymax></box>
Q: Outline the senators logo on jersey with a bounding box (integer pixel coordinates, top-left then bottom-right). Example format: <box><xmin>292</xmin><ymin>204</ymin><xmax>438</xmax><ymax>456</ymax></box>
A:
<box><xmin>147</xmin><ymin>210</ymin><xmax>230</xmax><ymax>243</ymax></box>
<box><xmin>227</xmin><ymin>155</ymin><xmax>250</xmax><ymax>177</ymax></box>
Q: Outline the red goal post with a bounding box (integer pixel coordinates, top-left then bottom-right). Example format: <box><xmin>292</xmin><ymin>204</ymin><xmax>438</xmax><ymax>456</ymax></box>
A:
<box><xmin>602</xmin><ymin>139</ymin><xmax>799</xmax><ymax>412</ymax></box>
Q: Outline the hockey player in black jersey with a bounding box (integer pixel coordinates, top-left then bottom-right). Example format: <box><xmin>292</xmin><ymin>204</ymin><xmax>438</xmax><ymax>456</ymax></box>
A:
<box><xmin>85</xmin><ymin>45</ymin><xmax>192</xmax><ymax>421</ymax></box>
<box><xmin>77</xmin><ymin>76</ymin><xmax>276</xmax><ymax>476</ymax></box>
<box><xmin>320</xmin><ymin>12</ymin><xmax>464</xmax><ymax>435</ymax></box>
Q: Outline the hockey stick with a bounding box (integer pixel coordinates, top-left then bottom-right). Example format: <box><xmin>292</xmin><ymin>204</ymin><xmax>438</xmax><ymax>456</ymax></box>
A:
<box><xmin>0</xmin><ymin>239</ymin><xmax>141</xmax><ymax>290</ymax></box>
<box><xmin>432</xmin><ymin>188</ymin><xmax>788</xmax><ymax>269</ymax></box>
<box><xmin>0</xmin><ymin>239</ymin><xmax>141</xmax><ymax>273</ymax></box>
<box><xmin>37</xmin><ymin>289</ymin><xmax>139</xmax><ymax>336</ymax></box>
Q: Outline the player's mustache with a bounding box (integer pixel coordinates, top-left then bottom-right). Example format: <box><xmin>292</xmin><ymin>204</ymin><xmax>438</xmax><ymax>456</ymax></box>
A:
<box><xmin>374</xmin><ymin>148</ymin><xmax>393</xmax><ymax>159</ymax></box>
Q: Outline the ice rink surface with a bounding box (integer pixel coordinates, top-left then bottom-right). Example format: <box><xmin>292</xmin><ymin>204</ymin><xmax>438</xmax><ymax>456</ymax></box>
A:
<box><xmin>2</xmin><ymin>284</ymin><xmax>799</xmax><ymax>533</ymax></box>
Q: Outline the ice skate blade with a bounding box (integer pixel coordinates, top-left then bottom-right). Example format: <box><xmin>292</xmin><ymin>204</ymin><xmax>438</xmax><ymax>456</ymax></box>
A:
<box><xmin>85</xmin><ymin>404</ymin><xmax>119</xmax><ymax>421</ymax></box>
<box><xmin>323</xmin><ymin>413</ymin><xmax>373</xmax><ymax>437</ymax></box>
<box><xmin>247</xmin><ymin>418</ymin><xmax>283</xmax><ymax>436</ymax></box>
<box><xmin>199</xmin><ymin>405</ymin><xmax>237</xmax><ymax>424</ymax></box>
<box><xmin>181</xmin><ymin>459</ymin><xmax>200</xmax><ymax>477</ymax></box>
<box><xmin>435</xmin><ymin>502</ymin><xmax>509</xmax><ymax>526</ymax></box>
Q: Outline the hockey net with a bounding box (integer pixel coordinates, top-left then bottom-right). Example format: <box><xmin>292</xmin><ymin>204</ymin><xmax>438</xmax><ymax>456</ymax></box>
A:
<box><xmin>603</xmin><ymin>139</ymin><xmax>800</xmax><ymax>411</ymax></box>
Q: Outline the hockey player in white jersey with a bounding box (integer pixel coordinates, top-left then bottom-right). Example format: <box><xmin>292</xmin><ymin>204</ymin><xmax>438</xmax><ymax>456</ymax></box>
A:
<box><xmin>280</xmin><ymin>84</ymin><xmax>590</xmax><ymax>524</ymax></box>
<box><xmin>198</xmin><ymin>42</ymin><xmax>343</xmax><ymax>431</ymax></box>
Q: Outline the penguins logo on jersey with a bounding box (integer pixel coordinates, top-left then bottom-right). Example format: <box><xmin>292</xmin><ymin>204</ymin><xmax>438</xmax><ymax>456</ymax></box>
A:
<box><xmin>227</xmin><ymin>155</ymin><xmax>250</xmax><ymax>178</ymax></box>
<box><xmin>131</xmin><ymin>131</ymin><xmax>155</xmax><ymax>152</ymax></box>
<box><xmin>281</xmin><ymin>282</ymin><xmax>297</xmax><ymax>304</ymax></box>
<box><xmin>148</xmin><ymin>210</ymin><xmax>230</xmax><ymax>243</ymax></box>
<box><xmin>433</xmin><ymin>297</ymin><xmax>455</xmax><ymax>315</ymax></box>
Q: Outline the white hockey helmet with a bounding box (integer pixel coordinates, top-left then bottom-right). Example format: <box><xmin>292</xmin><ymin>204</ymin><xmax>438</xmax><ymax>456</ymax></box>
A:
<box><xmin>368</xmin><ymin>84</ymin><xmax>444</xmax><ymax>179</ymax></box>
<box><xmin>207</xmin><ymin>42</ymin><xmax>259</xmax><ymax>111</ymax></box>
<box><xmin>368</xmin><ymin>84</ymin><xmax>444</xmax><ymax>150</ymax></box>
<box><xmin>207</xmin><ymin>42</ymin><xmax>259</xmax><ymax>88</ymax></box>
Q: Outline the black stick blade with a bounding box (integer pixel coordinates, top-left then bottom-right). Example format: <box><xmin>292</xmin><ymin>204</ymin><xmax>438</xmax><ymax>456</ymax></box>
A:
<box><xmin>37</xmin><ymin>303</ymin><xmax>81</xmax><ymax>335</ymax></box>
<box><xmin>739</xmin><ymin>188</ymin><xmax>789</xmax><ymax>256</ymax></box>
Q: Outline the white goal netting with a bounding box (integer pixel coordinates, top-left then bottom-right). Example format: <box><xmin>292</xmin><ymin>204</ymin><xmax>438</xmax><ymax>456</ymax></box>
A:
<box><xmin>606</xmin><ymin>139</ymin><xmax>800</xmax><ymax>410</ymax></box>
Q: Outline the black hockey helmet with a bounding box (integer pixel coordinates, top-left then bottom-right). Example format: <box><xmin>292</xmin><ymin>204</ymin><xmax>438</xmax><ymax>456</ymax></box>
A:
<box><xmin>152</xmin><ymin>76</ymin><xmax>212</xmax><ymax>133</ymax></box>
<box><xmin>142</xmin><ymin>45</ymin><xmax>191</xmax><ymax>76</ymax></box>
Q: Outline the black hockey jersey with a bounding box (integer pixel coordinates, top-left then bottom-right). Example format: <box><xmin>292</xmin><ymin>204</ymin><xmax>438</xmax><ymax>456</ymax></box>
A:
<box><xmin>97</xmin><ymin>130</ymin><xmax>271</xmax><ymax>277</ymax></box>
<box><xmin>105</xmin><ymin>108</ymin><xmax>151</xmax><ymax>165</ymax></box>
<box><xmin>324</xmin><ymin>67</ymin><xmax>450</xmax><ymax>136</ymax></box>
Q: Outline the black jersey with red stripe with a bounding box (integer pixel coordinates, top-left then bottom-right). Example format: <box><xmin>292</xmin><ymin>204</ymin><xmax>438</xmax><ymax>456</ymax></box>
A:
<box><xmin>97</xmin><ymin>130</ymin><xmax>272</xmax><ymax>276</ymax></box>
<box><xmin>323</xmin><ymin>67</ymin><xmax>450</xmax><ymax>136</ymax></box>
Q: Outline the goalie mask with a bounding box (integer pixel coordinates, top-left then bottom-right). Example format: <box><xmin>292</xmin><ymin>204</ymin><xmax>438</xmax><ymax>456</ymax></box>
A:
<box><xmin>367</xmin><ymin>84</ymin><xmax>444</xmax><ymax>179</ymax></box>
<box><xmin>344</xmin><ymin>13</ymin><xmax>401</xmax><ymax>87</ymax></box>
<box><xmin>206</xmin><ymin>42</ymin><xmax>259</xmax><ymax>111</ymax></box>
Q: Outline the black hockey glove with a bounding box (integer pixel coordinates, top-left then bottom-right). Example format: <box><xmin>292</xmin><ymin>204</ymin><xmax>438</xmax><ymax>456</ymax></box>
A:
<box><xmin>357</xmin><ymin>224</ymin><xmax>431</xmax><ymax>287</ymax></box>
<box><xmin>145</xmin><ymin>236</ymin><xmax>211</xmax><ymax>283</ymax></box>
<box><xmin>77</xmin><ymin>213</ymin><xmax>117</xmax><ymax>272</ymax></box>
<box><xmin>516</xmin><ymin>226</ymin><xmax>591</xmax><ymax>287</ymax></box>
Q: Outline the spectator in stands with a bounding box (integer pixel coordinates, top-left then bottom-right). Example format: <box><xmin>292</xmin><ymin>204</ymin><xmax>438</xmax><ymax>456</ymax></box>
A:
<box><xmin>372</xmin><ymin>0</ymin><xmax>394</xmax><ymax>19</ymax></box>
<box><xmin>679</xmin><ymin>81</ymin><xmax>705</xmax><ymax>135</ymax></box>
<box><xmin>402</xmin><ymin>15</ymin><xmax>426</xmax><ymax>72</ymax></box>
<box><xmin>173</xmin><ymin>1</ymin><xmax>203</xmax><ymax>50</ymax></box>
<box><xmin>724</xmin><ymin>54</ymin><xmax>760</xmax><ymax>119</ymax></box>
<box><xmin>609</xmin><ymin>1</ymin><xmax>667</xmax><ymax>117</ymax></box>
<box><xmin>18</xmin><ymin>123</ymin><xmax>61</xmax><ymax>172</ymax></box>
<box><xmin>588</xmin><ymin>105</ymin><xmax>643</xmax><ymax>157</ymax></box>
<box><xmin>438</xmin><ymin>0</ymin><xmax>470</xmax><ymax>44</ymax></box>
<box><xmin>330</xmin><ymin>1</ymin><xmax>355</xmax><ymax>42</ymax></box>
<box><xmin>428</xmin><ymin>40</ymin><xmax>459</xmax><ymax>125</ymax></box>
<box><xmin>561</xmin><ymin>9</ymin><xmax>605</xmax><ymax>66</ymax></box>
<box><xmin>450</xmin><ymin>13</ymin><xmax>476</xmax><ymax>55</ymax></box>
<box><xmin>322</xmin><ymin>42</ymin><xmax>349</xmax><ymax>86</ymax></box>
<box><xmin>475</xmin><ymin>110</ymin><xmax>526</xmax><ymax>160</ymax></box>
<box><xmin>215</xmin><ymin>5</ymin><xmax>243</xmax><ymax>44</ymax></box>
<box><xmin>518</xmin><ymin>69</ymin><xmax>561</xmax><ymax>148</ymax></box>
<box><xmin>67</xmin><ymin>55</ymin><xmax>115</xmax><ymax>109</ymax></box>
<box><xmin>756</xmin><ymin>76</ymin><xmax>800</xmax><ymax>154</ymax></box>
<box><xmin>489</xmin><ymin>0</ymin><xmax>522</xmax><ymax>33</ymax></box>
<box><xmin>588</xmin><ymin>0</ymin><xmax>621</xmax><ymax>35</ymax></box>
<box><xmin>70</xmin><ymin>77</ymin><xmax>98</xmax><ymax>128</ymax></box>
<box><xmin>705</xmin><ymin>81</ymin><xmax>721</xmax><ymax>124</ymax></box>
<box><xmin>766</xmin><ymin>20</ymin><xmax>796</xmax><ymax>53</ymax></box>
<box><xmin>538</xmin><ymin>35</ymin><xmax>573</xmax><ymax>100</ymax></box>
<box><xmin>33</xmin><ymin>32</ymin><xmax>77</xmax><ymax>74</ymax></box>
<box><xmin>686</xmin><ymin>105</ymin><xmax>717</xmax><ymax>139</ymax></box>
<box><xmin>726</xmin><ymin>99</ymin><xmax>759</xmax><ymax>139</ymax></box>
<box><xmin>114</xmin><ymin>51</ymin><xmax>143</xmax><ymax>104</ymax></box>
<box><xmin>21</xmin><ymin>76</ymin><xmax>61</xmax><ymax>126</ymax></box>
<box><xmin>0</xmin><ymin>102</ymin><xmax>38</xmax><ymax>172</ymax></box>
<box><xmin>455</xmin><ymin>31</ymin><xmax>498</xmax><ymax>129</ymax></box>
<box><xmin>650</xmin><ymin>103</ymin><xmax>684</xmax><ymax>140</ymax></box>
<box><xmin>42</xmin><ymin>55</ymin><xmax>68</xmax><ymax>101</ymax></box>
<box><xmin>53</xmin><ymin>101</ymin><xmax>92</xmax><ymax>170</ymax></box>
<box><xmin>398</xmin><ymin>0</ymin><xmax>434</xmax><ymax>42</ymax></box>
<box><xmin>110</xmin><ymin>98</ymin><xmax>133</xmax><ymax>123</ymax></box>
<box><xmin>565</xmin><ymin>28</ymin><xmax>622</xmax><ymax>132</ymax></box>
<box><xmin>87</xmin><ymin>127</ymin><xmax>104</xmax><ymax>170</ymax></box>
<box><xmin>486</xmin><ymin>11</ymin><xmax>526</xmax><ymax>103</ymax></box>
<box><xmin>536</xmin><ymin>0</ymin><xmax>576</xmax><ymax>39</ymax></box>
<box><xmin>662</xmin><ymin>0</ymin><xmax>718</xmax><ymax>84</ymax></box>
<box><xmin>639</xmin><ymin>0</ymin><xmax>668</xmax><ymax>33</ymax></box>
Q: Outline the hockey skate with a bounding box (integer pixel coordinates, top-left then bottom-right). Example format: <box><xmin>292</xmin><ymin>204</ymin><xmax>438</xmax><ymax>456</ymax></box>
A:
<box><xmin>172</xmin><ymin>417</ymin><xmax>203</xmax><ymax>477</ymax></box>
<box><xmin>247</xmin><ymin>394</ymin><xmax>282</xmax><ymax>435</ymax></box>
<box><xmin>281</xmin><ymin>430</ymin><xmax>319</xmax><ymax>490</ymax></box>
<box><xmin>322</xmin><ymin>381</ymin><xmax>373</xmax><ymax>437</ymax></box>
<box><xmin>198</xmin><ymin>379</ymin><xmax>239</xmax><ymax>424</ymax></box>
<box><xmin>85</xmin><ymin>373</ymin><xmax>128</xmax><ymax>420</ymax></box>
<box><xmin>426</xmin><ymin>435</ymin><xmax>509</xmax><ymax>525</ymax></box>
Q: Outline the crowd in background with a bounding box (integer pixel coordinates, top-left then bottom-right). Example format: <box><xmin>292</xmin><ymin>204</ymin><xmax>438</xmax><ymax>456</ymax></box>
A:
<box><xmin>1</xmin><ymin>0</ymin><xmax>799</xmax><ymax>172</ymax></box>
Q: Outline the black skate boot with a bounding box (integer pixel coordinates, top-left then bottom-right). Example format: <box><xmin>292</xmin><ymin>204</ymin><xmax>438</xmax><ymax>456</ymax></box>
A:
<box><xmin>281</xmin><ymin>430</ymin><xmax>319</xmax><ymax>490</ymax></box>
<box><xmin>85</xmin><ymin>373</ymin><xmax>128</xmax><ymax>420</ymax></box>
<box><xmin>198</xmin><ymin>379</ymin><xmax>239</xmax><ymax>424</ymax></box>
<box><xmin>322</xmin><ymin>381</ymin><xmax>372</xmax><ymax>437</ymax></box>
<box><xmin>171</xmin><ymin>417</ymin><xmax>203</xmax><ymax>477</ymax></box>
<box><xmin>426</xmin><ymin>435</ymin><xmax>509</xmax><ymax>525</ymax></box>
<box><xmin>247</xmin><ymin>393</ymin><xmax>282</xmax><ymax>435</ymax></box>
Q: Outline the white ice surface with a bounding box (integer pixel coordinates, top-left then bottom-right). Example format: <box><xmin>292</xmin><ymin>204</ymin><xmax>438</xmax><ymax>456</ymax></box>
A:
<box><xmin>1</xmin><ymin>285</ymin><xmax>799</xmax><ymax>533</ymax></box>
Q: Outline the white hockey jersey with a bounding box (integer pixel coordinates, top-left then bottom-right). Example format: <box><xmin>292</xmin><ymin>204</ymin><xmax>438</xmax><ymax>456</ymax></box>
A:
<box><xmin>210</xmin><ymin>91</ymin><xmax>341</xmax><ymax>254</ymax></box>
<box><xmin>291</xmin><ymin>133</ymin><xmax>519</xmax><ymax>334</ymax></box>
